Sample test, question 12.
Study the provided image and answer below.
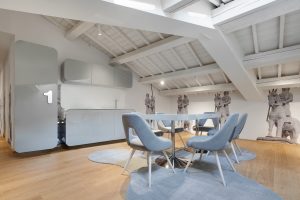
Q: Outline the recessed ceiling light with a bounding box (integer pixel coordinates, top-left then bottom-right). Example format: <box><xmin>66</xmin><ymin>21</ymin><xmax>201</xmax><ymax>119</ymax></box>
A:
<box><xmin>160</xmin><ymin>80</ymin><xmax>165</xmax><ymax>85</ymax></box>
<box><xmin>114</xmin><ymin>0</ymin><xmax>156</xmax><ymax>11</ymax></box>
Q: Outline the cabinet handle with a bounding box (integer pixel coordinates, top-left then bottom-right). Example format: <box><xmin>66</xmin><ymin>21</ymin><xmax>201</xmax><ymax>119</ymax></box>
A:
<box><xmin>43</xmin><ymin>90</ymin><xmax>53</xmax><ymax>104</ymax></box>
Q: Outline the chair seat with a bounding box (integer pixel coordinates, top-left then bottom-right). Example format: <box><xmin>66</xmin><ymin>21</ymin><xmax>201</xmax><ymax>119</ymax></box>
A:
<box><xmin>187</xmin><ymin>136</ymin><xmax>211</xmax><ymax>147</ymax></box>
<box><xmin>207</xmin><ymin>129</ymin><xmax>218</xmax><ymax>136</ymax></box>
<box><xmin>130</xmin><ymin>135</ymin><xmax>172</xmax><ymax>152</ymax></box>
<box><xmin>187</xmin><ymin>135</ymin><xmax>228</xmax><ymax>151</ymax></box>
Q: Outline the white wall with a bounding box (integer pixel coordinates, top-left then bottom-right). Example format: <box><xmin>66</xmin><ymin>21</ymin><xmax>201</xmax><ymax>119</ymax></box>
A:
<box><xmin>170</xmin><ymin>89</ymin><xmax>300</xmax><ymax>141</ymax></box>
<box><xmin>0</xmin><ymin>9</ymin><xmax>171</xmax><ymax>113</ymax></box>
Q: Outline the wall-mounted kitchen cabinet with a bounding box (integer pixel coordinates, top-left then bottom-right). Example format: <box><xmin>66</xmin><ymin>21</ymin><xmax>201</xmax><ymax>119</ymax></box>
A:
<box><xmin>62</xmin><ymin>59</ymin><xmax>132</xmax><ymax>88</ymax></box>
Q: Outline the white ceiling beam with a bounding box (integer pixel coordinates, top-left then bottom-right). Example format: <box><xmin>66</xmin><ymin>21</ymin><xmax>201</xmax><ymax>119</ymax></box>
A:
<box><xmin>279</xmin><ymin>15</ymin><xmax>285</xmax><ymax>49</ymax></box>
<box><xmin>195</xmin><ymin>78</ymin><xmax>202</xmax><ymax>86</ymax></box>
<box><xmin>278</xmin><ymin>64</ymin><xmax>282</xmax><ymax>78</ymax></box>
<box><xmin>111</xmin><ymin>36</ymin><xmax>194</xmax><ymax>64</ymax></box>
<box><xmin>182</xmin><ymin>79</ymin><xmax>191</xmax><ymax>87</ymax></box>
<box><xmin>251</xmin><ymin>25</ymin><xmax>259</xmax><ymax>53</ymax></box>
<box><xmin>156</xmin><ymin>53</ymin><xmax>176</xmax><ymax>72</ymax></box>
<box><xmin>110</xmin><ymin>26</ymin><xmax>138</xmax><ymax>50</ymax></box>
<box><xmin>170</xmin><ymin>48</ymin><xmax>188</xmax><ymax>69</ymax></box>
<box><xmin>162</xmin><ymin>74</ymin><xmax>300</xmax><ymax>95</ymax></box>
<box><xmin>186</xmin><ymin>43</ymin><xmax>203</xmax><ymax>66</ymax></box>
<box><xmin>0</xmin><ymin>0</ymin><xmax>215</xmax><ymax>38</ymax></box>
<box><xmin>257</xmin><ymin>75</ymin><xmax>300</xmax><ymax>89</ymax></box>
<box><xmin>135</xmin><ymin>60</ymin><xmax>155</xmax><ymax>76</ymax></box>
<box><xmin>129</xmin><ymin>62</ymin><xmax>150</xmax><ymax>76</ymax></box>
<box><xmin>160</xmin><ymin>83</ymin><xmax>236</xmax><ymax>96</ymax></box>
<box><xmin>139</xmin><ymin>63</ymin><xmax>221</xmax><ymax>84</ymax></box>
<box><xmin>100</xmin><ymin>28</ymin><xmax>127</xmax><ymax>54</ymax></box>
<box><xmin>126</xmin><ymin>63</ymin><xmax>144</xmax><ymax>78</ymax></box>
<box><xmin>257</xmin><ymin>67</ymin><xmax>262</xmax><ymax>80</ymax></box>
<box><xmin>171</xmin><ymin>80</ymin><xmax>181</xmax><ymax>89</ymax></box>
<box><xmin>207</xmin><ymin>74</ymin><xmax>215</xmax><ymax>85</ymax></box>
<box><xmin>209</xmin><ymin>0</ymin><xmax>221</xmax><ymax>7</ymax></box>
<box><xmin>157</xmin><ymin>33</ymin><xmax>164</xmax><ymax>39</ymax></box>
<box><xmin>198</xmin><ymin>31</ymin><xmax>263</xmax><ymax>101</ymax></box>
<box><xmin>162</xmin><ymin>0</ymin><xmax>199</xmax><ymax>13</ymax></box>
<box><xmin>85</xmin><ymin>33</ymin><xmax>117</xmax><ymax>57</ymax></box>
<box><xmin>144</xmin><ymin>57</ymin><xmax>164</xmax><ymax>74</ymax></box>
<box><xmin>257</xmin><ymin>74</ymin><xmax>300</xmax><ymax>84</ymax></box>
<box><xmin>65</xmin><ymin>21</ymin><xmax>95</xmax><ymax>40</ymax></box>
<box><xmin>213</xmin><ymin>0</ymin><xmax>300</xmax><ymax>33</ymax></box>
<box><xmin>244</xmin><ymin>44</ymin><xmax>300</xmax><ymax>69</ymax></box>
<box><xmin>221</xmin><ymin>72</ymin><xmax>229</xmax><ymax>83</ymax></box>
<box><xmin>136</xmin><ymin>30</ymin><xmax>150</xmax><ymax>45</ymax></box>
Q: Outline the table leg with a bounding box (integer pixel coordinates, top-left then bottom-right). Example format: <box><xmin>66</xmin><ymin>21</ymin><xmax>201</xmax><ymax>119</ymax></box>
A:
<box><xmin>155</xmin><ymin>120</ymin><xmax>188</xmax><ymax>168</ymax></box>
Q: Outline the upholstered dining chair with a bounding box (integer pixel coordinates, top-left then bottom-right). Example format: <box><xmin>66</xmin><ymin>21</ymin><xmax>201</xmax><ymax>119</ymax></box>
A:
<box><xmin>193</xmin><ymin>112</ymin><xmax>220</xmax><ymax>135</ymax></box>
<box><xmin>122</xmin><ymin>113</ymin><xmax>175</xmax><ymax>188</ymax></box>
<box><xmin>157</xmin><ymin>117</ymin><xmax>186</xmax><ymax>147</ymax></box>
<box><xmin>184</xmin><ymin>113</ymin><xmax>239</xmax><ymax>186</ymax></box>
<box><xmin>229</xmin><ymin>113</ymin><xmax>248</xmax><ymax>163</ymax></box>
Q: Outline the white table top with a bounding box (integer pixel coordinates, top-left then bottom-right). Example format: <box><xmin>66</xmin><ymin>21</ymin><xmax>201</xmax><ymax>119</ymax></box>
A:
<box><xmin>141</xmin><ymin>113</ymin><xmax>220</xmax><ymax>121</ymax></box>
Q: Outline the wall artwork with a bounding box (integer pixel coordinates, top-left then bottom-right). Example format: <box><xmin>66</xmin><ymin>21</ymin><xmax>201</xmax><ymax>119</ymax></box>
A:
<box><xmin>258</xmin><ymin>88</ymin><xmax>300</xmax><ymax>144</ymax></box>
<box><xmin>214</xmin><ymin>91</ymin><xmax>231</xmax><ymax>125</ymax></box>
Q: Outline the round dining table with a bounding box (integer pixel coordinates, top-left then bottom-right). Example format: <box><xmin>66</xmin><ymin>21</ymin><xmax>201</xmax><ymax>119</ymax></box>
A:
<box><xmin>141</xmin><ymin>113</ymin><xmax>220</xmax><ymax>168</ymax></box>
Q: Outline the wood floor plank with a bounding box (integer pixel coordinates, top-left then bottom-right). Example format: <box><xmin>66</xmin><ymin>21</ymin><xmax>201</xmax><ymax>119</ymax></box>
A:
<box><xmin>0</xmin><ymin>133</ymin><xmax>299</xmax><ymax>200</ymax></box>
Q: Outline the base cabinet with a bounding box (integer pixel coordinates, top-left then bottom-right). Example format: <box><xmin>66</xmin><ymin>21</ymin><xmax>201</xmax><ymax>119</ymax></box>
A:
<box><xmin>65</xmin><ymin>109</ymin><xmax>134</xmax><ymax>146</ymax></box>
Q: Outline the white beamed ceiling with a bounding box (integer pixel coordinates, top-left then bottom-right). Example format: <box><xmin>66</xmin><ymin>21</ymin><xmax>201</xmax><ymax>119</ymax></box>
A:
<box><xmin>5</xmin><ymin>0</ymin><xmax>299</xmax><ymax>98</ymax></box>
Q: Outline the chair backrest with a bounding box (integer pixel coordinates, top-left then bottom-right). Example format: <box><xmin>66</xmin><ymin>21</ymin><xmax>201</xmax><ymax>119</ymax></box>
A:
<box><xmin>197</xmin><ymin>112</ymin><xmax>219</xmax><ymax>128</ymax></box>
<box><xmin>231</xmin><ymin>113</ymin><xmax>248</xmax><ymax>140</ymax></box>
<box><xmin>162</xmin><ymin>120</ymin><xmax>172</xmax><ymax>127</ymax></box>
<box><xmin>122</xmin><ymin>113</ymin><xmax>166</xmax><ymax>151</ymax></box>
<box><xmin>208</xmin><ymin>113</ymin><xmax>239</xmax><ymax>150</ymax></box>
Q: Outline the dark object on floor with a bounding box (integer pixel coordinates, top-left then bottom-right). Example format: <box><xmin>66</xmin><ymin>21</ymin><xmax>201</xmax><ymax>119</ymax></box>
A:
<box><xmin>257</xmin><ymin>136</ymin><xmax>293</xmax><ymax>144</ymax></box>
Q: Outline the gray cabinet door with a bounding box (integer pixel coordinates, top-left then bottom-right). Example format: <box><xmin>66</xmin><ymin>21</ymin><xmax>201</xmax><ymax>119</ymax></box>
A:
<box><xmin>14</xmin><ymin>84</ymin><xmax>58</xmax><ymax>152</ymax></box>
<box><xmin>14</xmin><ymin>41</ymin><xmax>58</xmax><ymax>153</ymax></box>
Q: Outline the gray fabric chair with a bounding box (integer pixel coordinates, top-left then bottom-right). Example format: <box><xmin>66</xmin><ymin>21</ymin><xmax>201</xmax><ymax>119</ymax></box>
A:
<box><xmin>157</xmin><ymin>117</ymin><xmax>186</xmax><ymax>147</ymax></box>
<box><xmin>229</xmin><ymin>113</ymin><xmax>248</xmax><ymax>163</ymax></box>
<box><xmin>184</xmin><ymin>113</ymin><xmax>239</xmax><ymax>186</ymax></box>
<box><xmin>193</xmin><ymin>112</ymin><xmax>220</xmax><ymax>135</ymax></box>
<box><xmin>122</xmin><ymin>113</ymin><xmax>175</xmax><ymax>188</ymax></box>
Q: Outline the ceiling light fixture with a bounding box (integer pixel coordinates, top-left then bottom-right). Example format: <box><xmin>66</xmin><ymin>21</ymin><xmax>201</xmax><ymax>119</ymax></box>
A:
<box><xmin>160</xmin><ymin>80</ymin><xmax>165</xmax><ymax>85</ymax></box>
<box><xmin>97</xmin><ymin>24</ymin><xmax>102</xmax><ymax>36</ymax></box>
<box><xmin>114</xmin><ymin>0</ymin><xmax>156</xmax><ymax>11</ymax></box>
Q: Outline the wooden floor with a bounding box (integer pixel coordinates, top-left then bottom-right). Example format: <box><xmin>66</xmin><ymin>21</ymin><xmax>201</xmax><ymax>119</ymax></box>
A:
<box><xmin>0</xmin><ymin>133</ymin><xmax>300</xmax><ymax>200</ymax></box>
